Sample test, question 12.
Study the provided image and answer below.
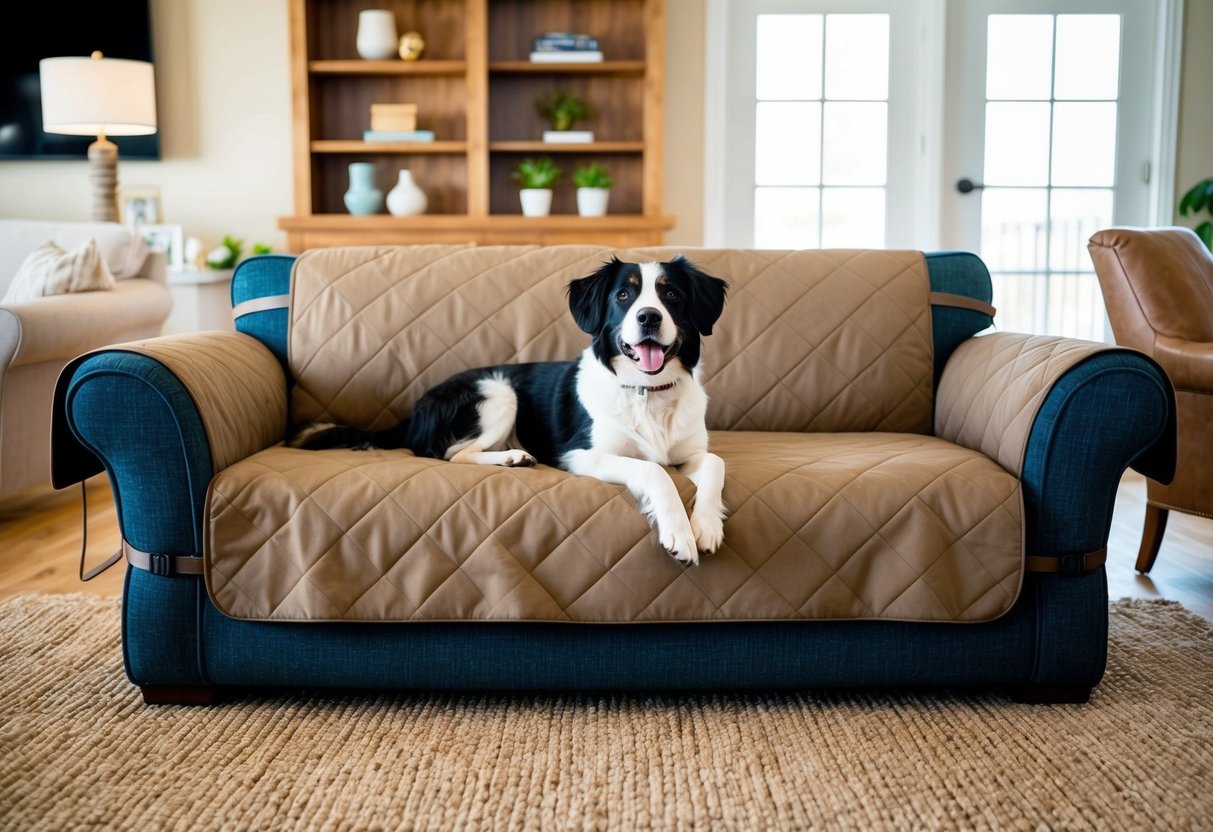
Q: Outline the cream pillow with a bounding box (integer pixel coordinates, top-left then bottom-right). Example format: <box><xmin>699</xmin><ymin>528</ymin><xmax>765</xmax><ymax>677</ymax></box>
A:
<box><xmin>2</xmin><ymin>238</ymin><xmax>116</xmax><ymax>303</ymax></box>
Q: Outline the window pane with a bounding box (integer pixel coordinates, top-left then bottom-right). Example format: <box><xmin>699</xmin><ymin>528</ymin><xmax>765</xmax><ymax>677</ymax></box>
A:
<box><xmin>821</xmin><ymin>188</ymin><xmax>885</xmax><ymax>248</ymax></box>
<box><xmin>1050</xmin><ymin>189</ymin><xmax>1114</xmax><ymax>270</ymax></box>
<box><xmin>986</xmin><ymin>15</ymin><xmax>1053</xmax><ymax>100</ymax></box>
<box><xmin>756</xmin><ymin>103</ymin><xmax>821</xmax><ymax>186</ymax></box>
<box><xmin>1046</xmin><ymin>272</ymin><xmax>1107</xmax><ymax>340</ymax></box>
<box><xmin>755</xmin><ymin>187</ymin><xmax>820</xmax><ymax>248</ymax></box>
<box><xmin>991</xmin><ymin>273</ymin><xmax>1047</xmax><ymax>334</ymax></box>
<box><xmin>983</xmin><ymin>102</ymin><xmax>1050</xmax><ymax>186</ymax></box>
<box><xmin>824</xmin><ymin>14</ymin><xmax>889</xmax><ymax>101</ymax></box>
<box><xmin>822</xmin><ymin>102</ymin><xmax>887</xmax><ymax>185</ymax></box>
<box><xmin>981</xmin><ymin>188</ymin><xmax>1048</xmax><ymax>271</ymax></box>
<box><xmin>1051</xmin><ymin>102</ymin><xmax>1117</xmax><ymax>186</ymax></box>
<box><xmin>1054</xmin><ymin>15</ymin><xmax>1121</xmax><ymax>100</ymax></box>
<box><xmin>757</xmin><ymin>15</ymin><xmax>823</xmax><ymax>100</ymax></box>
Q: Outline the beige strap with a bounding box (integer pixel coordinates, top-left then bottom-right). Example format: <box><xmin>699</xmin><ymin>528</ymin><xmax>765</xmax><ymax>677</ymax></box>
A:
<box><xmin>1025</xmin><ymin>548</ymin><xmax>1107</xmax><ymax>575</ymax></box>
<box><xmin>123</xmin><ymin>541</ymin><xmax>206</xmax><ymax>576</ymax></box>
<box><xmin>930</xmin><ymin>292</ymin><xmax>997</xmax><ymax>317</ymax></box>
<box><xmin>231</xmin><ymin>293</ymin><xmax>291</xmax><ymax>319</ymax></box>
<box><xmin>78</xmin><ymin>482</ymin><xmax>122</xmax><ymax>582</ymax></box>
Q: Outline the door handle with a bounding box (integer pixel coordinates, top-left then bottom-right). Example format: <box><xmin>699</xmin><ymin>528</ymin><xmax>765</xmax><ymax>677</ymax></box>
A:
<box><xmin>957</xmin><ymin>178</ymin><xmax>984</xmax><ymax>194</ymax></box>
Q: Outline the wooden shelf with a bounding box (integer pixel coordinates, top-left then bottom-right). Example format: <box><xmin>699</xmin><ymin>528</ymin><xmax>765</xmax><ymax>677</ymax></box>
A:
<box><xmin>309</xmin><ymin>60</ymin><xmax>467</xmax><ymax>76</ymax></box>
<box><xmin>489</xmin><ymin>141</ymin><xmax>644</xmax><ymax>153</ymax></box>
<box><xmin>488</xmin><ymin>60</ymin><xmax>645</xmax><ymax>76</ymax></box>
<box><xmin>279</xmin><ymin>213</ymin><xmax>676</xmax><ymax>247</ymax></box>
<box><xmin>311</xmin><ymin>140</ymin><xmax>469</xmax><ymax>154</ymax></box>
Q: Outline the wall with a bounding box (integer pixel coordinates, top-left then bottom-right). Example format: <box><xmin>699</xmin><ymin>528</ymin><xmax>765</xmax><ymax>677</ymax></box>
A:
<box><xmin>0</xmin><ymin>2</ymin><xmax>1204</xmax><ymax>250</ymax></box>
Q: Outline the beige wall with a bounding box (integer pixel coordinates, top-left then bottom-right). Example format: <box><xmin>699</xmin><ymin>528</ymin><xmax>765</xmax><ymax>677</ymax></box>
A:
<box><xmin>0</xmin><ymin>1</ymin><xmax>1205</xmax><ymax>250</ymax></box>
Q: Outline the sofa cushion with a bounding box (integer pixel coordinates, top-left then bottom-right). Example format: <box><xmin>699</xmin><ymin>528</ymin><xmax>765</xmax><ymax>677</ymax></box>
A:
<box><xmin>0</xmin><ymin>220</ymin><xmax>149</xmax><ymax>295</ymax></box>
<box><xmin>287</xmin><ymin>245</ymin><xmax>934</xmax><ymax>435</ymax></box>
<box><xmin>2</xmin><ymin>238</ymin><xmax>116</xmax><ymax>303</ymax></box>
<box><xmin>205</xmin><ymin>431</ymin><xmax>1022</xmax><ymax>624</ymax></box>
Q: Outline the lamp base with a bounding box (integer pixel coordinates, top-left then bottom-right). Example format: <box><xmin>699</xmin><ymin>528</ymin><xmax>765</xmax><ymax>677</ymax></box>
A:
<box><xmin>88</xmin><ymin>138</ymin><xmax>119</xmax><ymax>223</ymax></box>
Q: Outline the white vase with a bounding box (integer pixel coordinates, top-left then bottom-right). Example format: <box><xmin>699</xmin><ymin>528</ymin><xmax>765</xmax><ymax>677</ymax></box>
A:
<box><xmin>519</xmin><ymin>188</ymin><xmax>553</xmax><ymax>217</ymax></box>
<box><xmin>386</xmin><ymin>169</ymin><xmax>428</xmax><ymax>216</ymax></box>
<box><xmin>356</xmin><ymin>10</ymin><xmax>398</xmax><ymax>60</ymax></box>
<box><xmin>576</xmin><ymin>187</ymin><xmax>610</xmax><ymax>217</ymax></box>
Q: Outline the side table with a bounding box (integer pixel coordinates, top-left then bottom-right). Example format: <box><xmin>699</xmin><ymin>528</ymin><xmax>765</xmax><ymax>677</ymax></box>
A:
<box><xmin>164</xmin><ymin>268</ymin><xmax>235</xmax><ymax>334</ymax></box>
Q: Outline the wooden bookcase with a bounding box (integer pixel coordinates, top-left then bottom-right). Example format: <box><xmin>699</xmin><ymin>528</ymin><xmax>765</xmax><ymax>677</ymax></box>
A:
<box><xmin>279</xmin><ymin>0</ymin><xmax>674</xmax><ymax>251</ymax></box>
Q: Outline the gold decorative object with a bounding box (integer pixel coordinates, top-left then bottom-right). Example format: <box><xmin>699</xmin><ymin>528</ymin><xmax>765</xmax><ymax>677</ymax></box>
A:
<box><xmin>399</xmin><ymin>31</ymin><xmax>426</xmax><ymax>61</ymax></box>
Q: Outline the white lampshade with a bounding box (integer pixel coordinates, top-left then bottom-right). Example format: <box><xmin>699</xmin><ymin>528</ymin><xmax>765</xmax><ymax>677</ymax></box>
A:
<box><xmin>39</xmin><ymin>53</ymin><xmax>157</xmax><ymax>137</ymax></box>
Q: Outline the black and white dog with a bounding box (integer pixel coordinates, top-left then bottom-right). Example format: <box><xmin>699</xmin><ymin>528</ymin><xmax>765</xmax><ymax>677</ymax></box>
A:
<box><xmin>291</xmin><ymin>255</ymin><xmax>729</xmax><ymax>564</ymax></box>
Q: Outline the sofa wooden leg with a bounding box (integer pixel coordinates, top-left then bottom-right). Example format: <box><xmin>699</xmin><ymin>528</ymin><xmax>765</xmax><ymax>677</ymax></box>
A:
<box><xmin>1135</xmin><ymin>504</ymin><xmax>1169</xmax><ymax>574</ymax></box>
<box><xmin>140</xmin><ymin>685</ymin><xmax>218</xmax><ymax>705</ymax></box>
<box><xmin>1010</xmin><ymin>685</ymin><xmax>1092</xmax><ymax>704</ymax></box>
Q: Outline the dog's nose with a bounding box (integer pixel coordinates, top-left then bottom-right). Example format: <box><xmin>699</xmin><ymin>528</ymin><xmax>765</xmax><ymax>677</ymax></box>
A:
<box><xmin>636</xmin><ymin>307</ymin><xmax>662</xmax><ymax>328</ymax></box>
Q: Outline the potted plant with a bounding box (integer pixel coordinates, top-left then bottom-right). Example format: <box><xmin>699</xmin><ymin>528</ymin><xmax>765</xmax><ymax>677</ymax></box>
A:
<box><xmin>511</xmin><ymin>156</ymin><xmax>562</xmax><ymax>217</ymax></box>
<box><xmin>573</xmin><ymin>162</ymin><xmax>612</xmax><ymax>217</ymax></box>
<box><xmin>535</xmin><ymin>90</ymin><xmax>592</xmax><ymax>142</ymax></box>
<box><xmin>1178</xmin><ymin>177</ymin><xmax>1213</xmax><ymax>251</ymax></box>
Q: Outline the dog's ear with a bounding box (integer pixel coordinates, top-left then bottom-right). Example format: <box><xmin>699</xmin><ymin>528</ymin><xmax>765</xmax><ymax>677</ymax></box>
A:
<box><xmin>567</xmin><ymin>257</ymin><xmax>621</xmax><ymax>335</ymax></box>
<box><xmin>668</xmin><ymin>255</ymin><xmax>729</xmax><ymax>336</ymax></box>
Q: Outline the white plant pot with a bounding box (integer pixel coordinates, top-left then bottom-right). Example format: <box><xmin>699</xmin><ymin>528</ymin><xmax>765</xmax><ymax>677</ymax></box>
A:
<box><xmin>519</xmin><ymin>188</ymin><xmax>553</xmax><ymax>217</ymax></box>
<box><xmin>386</xmin><ymin>169</ymin><xmax>428</xmax><ymax>216</ymax></box>
<box><xmin>576</xmin><ymin>187</ymin><xmax>610</xmax><ymax>217</ymax></box>
<box><xmin>357</xmin><ymin>10</ymin><xmax>399</xmax><ymax>60</ymax></box>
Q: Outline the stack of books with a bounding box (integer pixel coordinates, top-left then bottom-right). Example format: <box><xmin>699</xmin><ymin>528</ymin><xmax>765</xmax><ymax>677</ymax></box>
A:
<box><xmin>530</xmin><ymin>31</ymin><xmax>603</xmax><ymax>63</ymax></box>
<box><xmin>363</xmin><ymin>129</ymin><xmax>436</xmax><ymax>142</ymax></box>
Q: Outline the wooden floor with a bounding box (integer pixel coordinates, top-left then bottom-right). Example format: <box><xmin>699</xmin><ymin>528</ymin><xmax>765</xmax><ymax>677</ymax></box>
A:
<box><xmin>1</xmin><ymin>470</ymin><xmax>1211</xmax><ymax>619</ymax></box>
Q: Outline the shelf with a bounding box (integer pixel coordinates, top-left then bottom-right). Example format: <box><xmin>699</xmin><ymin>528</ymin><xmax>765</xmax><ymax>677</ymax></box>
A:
<box><xmin>489</xmin><ymin>60</ymin><xmax>645</xmax><ymax>76</ymax></box>
<box><xmin>282</xmin><ymin>215</ymin><xmax>674</xmax><ymax>230</ymax></box>
<box><xmin>309</xmin><ymin>60</ymin><xmax>467</xmax><ymax>76</ymax></box>
<box><xmin>311</xmin><ymin>140</ymin><xmax>469</xmax><ymax>155</ymax></box>
<box><xmin>489</xmin><ymin>141</ymin><xmax>644</xmax><ymax>153</ymax></box>
<box><xmin>279</xmin><ymin>213</ymin><xmax>676</xmax><ymax>247</ymax></box>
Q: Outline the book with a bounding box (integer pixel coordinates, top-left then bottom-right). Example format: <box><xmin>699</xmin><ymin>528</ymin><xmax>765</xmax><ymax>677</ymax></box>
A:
<box><xmin>529</xmin><ymin>51</ymin><xmax>604</xmax><ymax>63</ymax></box>
<box><xmin>543</xmin><ymin>130</ymin><xmax>594</xmax><ymax>143</ymax></box>
<box><xmin>532</xmin><ymin>33</ymin><xmax>599</xmax><ymax>51</ymax></box>
<box><xmin>363</xmin><ymin>130</ymin><xmax>436</xmax><ymax>142</ymax></box>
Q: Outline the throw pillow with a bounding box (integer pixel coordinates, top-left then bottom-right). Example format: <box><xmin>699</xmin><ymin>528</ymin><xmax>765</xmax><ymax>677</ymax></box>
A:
<box><xmin>2</xmin><ymin>238</ymin><xmax>116</xmax><ymax>303</ymax></box>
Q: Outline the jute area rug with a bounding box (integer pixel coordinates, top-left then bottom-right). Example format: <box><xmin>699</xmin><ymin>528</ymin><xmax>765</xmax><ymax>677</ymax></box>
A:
<box><xmin>1</xmin><ymin>595</ymin><xmax>1210</xmax><ymax>831</ymax></box>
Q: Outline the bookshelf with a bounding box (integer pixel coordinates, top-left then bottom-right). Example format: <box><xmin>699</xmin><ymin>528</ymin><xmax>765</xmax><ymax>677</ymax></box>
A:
<box><xmin>279</xmin><ymin>0</ymin><xmax>673</xmax><ymax>250</ymax></box>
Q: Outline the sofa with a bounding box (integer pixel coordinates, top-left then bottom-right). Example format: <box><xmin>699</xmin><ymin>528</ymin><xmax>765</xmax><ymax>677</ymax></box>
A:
<box><xmin>0</xmin><ymin>219</ymin><xmax>172</xmax><ymax>501</ymax></box>
<box><xmin>51</xmin><ymin>245</ymin><xmax>1175</xmax><ymax>705</ymax></box>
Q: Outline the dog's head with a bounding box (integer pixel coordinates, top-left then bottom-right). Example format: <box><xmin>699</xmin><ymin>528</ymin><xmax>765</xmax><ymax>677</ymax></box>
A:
<box><xmin>567</xmin><ymin>255</ymin><xmax>729</xmax><ymax>378</ymax></box>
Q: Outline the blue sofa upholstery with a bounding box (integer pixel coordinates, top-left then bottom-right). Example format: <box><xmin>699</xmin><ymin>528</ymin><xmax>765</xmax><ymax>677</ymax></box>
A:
<box><xmin>53</xmin><ymin>251</ymin><xmax>1175</xmax><ymax>703</ymax></box>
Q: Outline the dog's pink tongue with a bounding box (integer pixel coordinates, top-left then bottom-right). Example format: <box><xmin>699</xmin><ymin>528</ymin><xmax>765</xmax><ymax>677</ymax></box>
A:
<box><xmin>635</xmin><ymin>342</ymin><xmax>665</xmax><ymax>372</ymax></box>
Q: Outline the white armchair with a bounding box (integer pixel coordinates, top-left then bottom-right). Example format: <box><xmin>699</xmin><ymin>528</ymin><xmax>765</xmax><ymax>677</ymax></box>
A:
<box><xmin>0</xmin><ymin>219</ymin><xmax>172</xmax><ymax>500</ymax></box>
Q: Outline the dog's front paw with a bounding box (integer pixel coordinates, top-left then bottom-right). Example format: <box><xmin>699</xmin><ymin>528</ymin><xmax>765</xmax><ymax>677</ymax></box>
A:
<box><xmin>503</xmin><ymin>450</ymin><xmax>537</xmax><ymax>467</ymax></box>
<box><xmin>659</xmin><ymin>520</ymin><xmax>699</xmax><ymax>566</ymax></box>
<box><xmin>691</xmin><ymin>509</ymin><xmax>724</xmax><ymax>555</ymax></box>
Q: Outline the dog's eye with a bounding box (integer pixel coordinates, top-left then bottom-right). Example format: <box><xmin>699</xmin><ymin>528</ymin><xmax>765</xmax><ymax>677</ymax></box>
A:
<box><xmin>616</xmin><ymin>290</ymin><xmax>630</xmax><ymax>302</ymax></box>
<box><xmin>664</xmin><ymin>290</ymin><xmax>679</xmax><ymax>301</ymax></box>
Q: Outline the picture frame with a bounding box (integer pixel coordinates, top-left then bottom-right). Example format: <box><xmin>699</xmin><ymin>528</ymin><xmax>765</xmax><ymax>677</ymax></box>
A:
<box><xmin>119</xmin><ymin>185</ymin><xmax>162</xmax><ymax>228</ymax></box>
<box><xmin>138</xmin><ymin>223</ymin><xmax>185</xmax><ymax>270</ymax></box>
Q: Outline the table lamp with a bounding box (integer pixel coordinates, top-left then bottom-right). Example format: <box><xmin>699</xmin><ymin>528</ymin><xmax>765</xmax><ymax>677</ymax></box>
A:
<box><xmin>39</xmin><ymin>52</ymin><xmax>157</xmax><ymax>223</ymax></box>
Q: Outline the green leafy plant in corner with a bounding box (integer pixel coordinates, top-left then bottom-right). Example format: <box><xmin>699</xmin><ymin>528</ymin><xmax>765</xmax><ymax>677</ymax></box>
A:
<box><xmin>572</xmin><ymin>162</ymin><xmax>612</xmax><ymax>190</ymax></box>
<box><xmin>512</xmin><ymin>156</ymin><xmax>562</xmax><ymax>190</ymax></box>
<box><xmin>207</xmin><ymin>235</ymin><xmax>273</xmax><ymax>269</ymax></box>
<box><xmin>535</xmin><ymin>90</ymin><xmax>590</xmax><ymax>132</ymax></box>
<box><xmin>1178</xmin><ymin>177</ymin><xmax>1213</xmax><ymax>251</ymax></box>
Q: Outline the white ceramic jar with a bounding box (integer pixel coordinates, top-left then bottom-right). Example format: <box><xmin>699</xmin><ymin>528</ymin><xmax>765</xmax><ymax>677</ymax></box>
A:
<box><xmin>357</xmin><ymin>10</ymin><xmax>399</xmax><ymax>60</ymax></box>
<box><xmin>386</xmin><ymin>169</ymin><xmax>428</xmax><ymax>216</ymax></box>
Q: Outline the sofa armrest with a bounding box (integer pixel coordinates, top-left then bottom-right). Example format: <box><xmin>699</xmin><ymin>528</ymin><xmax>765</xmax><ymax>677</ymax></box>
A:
<box><xmin>936</xmin><ymin>332</ymin><xmax>1175</xmax><ymax>557</ymax></box>
<box><xmin>52</xmin><ymin>331</ymin><xmax>287</xmax><ymax>556</ymax></box>
<box><xmin>1153</xmin><ymin>334</ymin><xmax>1213</xmax><ymax>392</ymax></box>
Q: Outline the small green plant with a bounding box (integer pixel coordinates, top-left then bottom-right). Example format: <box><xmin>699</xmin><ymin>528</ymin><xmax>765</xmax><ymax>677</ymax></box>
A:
<box><xmin>535</xmin><ymin>90</ymin><xmax>590</xmax><ymax>132</ymax></box>
<box><xmin>572</xmin><ymin>162</ymin><xmax>612</xmax><ymax>190</ymax></box>
<box><xmin>512</xmin><ymin>156</ymin><xmax>562</xmax><ymax>189</ymax></box>
<box><xmin>206</xmin><ymin>235</ymin><xmax>272</xmax><ymax>269</ymax></box>
<box><xmin>1178</xmin><ymin>177</ymin><xmax>1213</xmax><ymax>251</ymax></box>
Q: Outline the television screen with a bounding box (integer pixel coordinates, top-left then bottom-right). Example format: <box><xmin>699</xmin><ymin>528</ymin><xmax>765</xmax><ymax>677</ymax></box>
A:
<box><xmin>0</xmin><ymin>0</ymin><xmax>159</xmax><ymax>160</ymax></box>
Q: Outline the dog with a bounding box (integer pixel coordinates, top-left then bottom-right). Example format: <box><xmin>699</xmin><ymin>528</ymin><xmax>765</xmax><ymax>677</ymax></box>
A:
<box><xmin>290</xmin><ymin>255</ymin><xmax>730</xmax><ymax>565</ymax></box>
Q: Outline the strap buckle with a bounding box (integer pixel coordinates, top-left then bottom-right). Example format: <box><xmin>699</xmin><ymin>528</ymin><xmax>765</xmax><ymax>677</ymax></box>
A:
<box><xmin>1057</xmin><ymin>553</ymin><xmax>1087</xmax><ymax>577</ymax></box>
<box><xmin>149</xmin><ymin>552</ymin><xmax>173</xmax><ymax>576</ymax></box>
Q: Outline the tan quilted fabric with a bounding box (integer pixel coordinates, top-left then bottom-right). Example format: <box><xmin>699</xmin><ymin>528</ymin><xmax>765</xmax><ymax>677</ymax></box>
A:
<box><xmin>288</xmin><ymin>246</ymin><xmax>934</xmax><ymax>434</ymax></box>
<box><xmin>205</xmin><ymin>431</ymin><xmax>1022</xmax><ymax>623</ymax></box>
<box><xmin>935</xmin><ymin>333</ymin><xmax>1113</xmax><ymax>476</ymax></box>
<box><xmin>107</xmin><ymin>333</ymin><xmax>287</xmax><ymax>472</ymax></box>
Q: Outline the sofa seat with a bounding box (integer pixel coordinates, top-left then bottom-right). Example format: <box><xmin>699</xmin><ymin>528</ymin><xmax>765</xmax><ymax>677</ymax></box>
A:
<box><xmin>206</xmin><ymin>430</ymin><xmax>1022</xmax><ymax>625</ymax></box>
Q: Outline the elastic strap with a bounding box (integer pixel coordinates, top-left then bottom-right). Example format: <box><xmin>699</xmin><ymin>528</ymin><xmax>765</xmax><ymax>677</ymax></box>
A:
<box><xmin>231</xmin><ymin>293</ymin><xmax>290</xmax><ymax>319</ymax></box>
<box><xmin>122</xmin><ymin>541</ymin><xmax>205</xmax><ymax>576</ymax></box>
<box><xmin>1024</xmin><ymin>548</ymin><xmax>1107</xmax><ymax>576</ymax></box>
<box><xmin>78</xmin><ymin>482</ymin><xmax>122</xmax><ymax>582</ymax></box>
<box><xmin>929</xmin><ymin>292</ymin><xmax>997</xmax><ymax>318</ymax></box>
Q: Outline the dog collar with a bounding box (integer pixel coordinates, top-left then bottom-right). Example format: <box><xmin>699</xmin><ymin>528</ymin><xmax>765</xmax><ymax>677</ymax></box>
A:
<box><xmin>621</xmin><ymin>380</ymin><xmax>678</xmax><ymax>398</ymax></box>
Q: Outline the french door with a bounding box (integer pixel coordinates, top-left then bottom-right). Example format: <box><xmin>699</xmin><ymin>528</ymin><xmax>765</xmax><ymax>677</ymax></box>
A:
<box><xmin>711</xmin><ymin>0</ymin><xmax>1168</xmax><ymax>342</ymax></box>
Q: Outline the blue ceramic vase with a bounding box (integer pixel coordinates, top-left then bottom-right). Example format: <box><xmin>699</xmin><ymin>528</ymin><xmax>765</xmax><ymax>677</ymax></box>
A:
<box><xmin>343</xmin><ymin>162</ymin><xmax>383</xmax><ymax>215</ymax></box>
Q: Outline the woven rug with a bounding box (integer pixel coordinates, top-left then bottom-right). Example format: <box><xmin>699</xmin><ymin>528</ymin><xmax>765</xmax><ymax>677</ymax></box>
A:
<box><xmin>1</xmin><ymin>595</ymin><xmax>1210</xmax><ymax>831</ymax></box>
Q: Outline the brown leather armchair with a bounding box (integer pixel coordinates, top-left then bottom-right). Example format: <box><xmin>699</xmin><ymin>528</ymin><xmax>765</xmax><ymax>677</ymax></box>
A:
<box><xmin>1089</xmin><ymin>226</ymin><xmax>1213</xmax><ymax>572</ymax></box>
